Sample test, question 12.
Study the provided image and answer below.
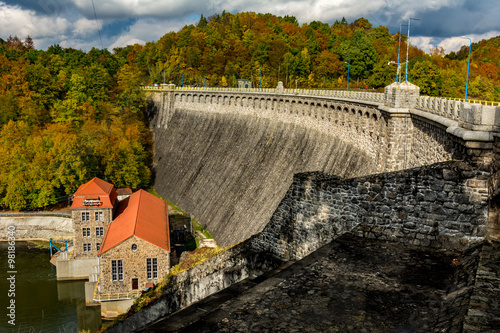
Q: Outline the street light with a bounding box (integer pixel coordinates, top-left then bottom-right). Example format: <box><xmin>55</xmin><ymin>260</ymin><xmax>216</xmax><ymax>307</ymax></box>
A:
<box><xmin>388</xmin><ymin>61</ymin><xmax>407</xmax><ymax>83</ymax></box>
<box><xmin>462</xmin><ymin>36</ymin><xmax>472</xmax><ymax>102</ymax></box>
<box><xmin>344</xmin><ymin>61</ymin><xmax>350</xmax><ymax>91</ymax></box>
<box><xmin>405</xmin><ymin>17</ymin><xmax>420</xmax><ymax>82</ymax></box>
<box><xmin>396</xmin><ymin>23</ymin><xmax>407</xmax><ymax>83</ymax></box>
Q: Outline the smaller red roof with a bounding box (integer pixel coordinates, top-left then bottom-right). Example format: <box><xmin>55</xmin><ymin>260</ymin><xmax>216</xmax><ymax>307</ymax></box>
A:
<box><xmin>98</xmin><ymin>190</ymin><xmax>170</xmax><ymax>255</ymax></box>
<box><xmin>116</xmin><ymin>188</ymin><xmax>132</xmax><ymax>196</ymax></box>
<box><xmin>71</xmin><ymin>177</ymin><xmax>117</xmax><ymax>209</ymax></box>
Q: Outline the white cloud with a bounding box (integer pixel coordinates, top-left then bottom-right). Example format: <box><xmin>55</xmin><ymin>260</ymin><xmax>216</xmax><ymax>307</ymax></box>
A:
<box><xmin>72</xmin><ymin>17</ymin><xmax>101</xmax><ymax>37</ymax></box>
<box><xmin>0</xmin><ymin>2</ymin><xmax>70</xmax><ymax>39</ymax></box>
<box><xmin>59</xmin><ymin>38</ymin><xmax>98</xmax><ymax>51</ymax></box>
<box><xmin>437</xmin><ymin>31</ymin><xmax>500</xmax><ymax>53</ymax></box>
<box><xmin>69</xmin><ymin>0</ymin><xmax>463</xmax><ymax>25</ymax></box>
<box><xmin>411</xmin><ymin>36</ymin><xmax>437</xmax><ymax>54</ymax></box>
<box><xmin>408</xmin><ymin>31</ymin><xmax>500</xmax><ymax>54</ymax></box>
<box><xmin>107</xmin><ymin>18</ymin><xmax>188</xmax><ymax>51</ymax></box>
<box><xmin>1</xmin><ymin>0</ymin><xmax>499</xmax><ymax>53</ymax></box>
<box><xmin>72</xmin><ymin>0</ymin><xmax>202</xmax><ymax>19</ymax></box>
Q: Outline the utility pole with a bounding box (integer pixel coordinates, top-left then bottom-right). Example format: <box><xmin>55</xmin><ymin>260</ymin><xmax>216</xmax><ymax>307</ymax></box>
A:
<box><xmin>405</xmin><ymin>17</ymin><xmax>420</xmax><ymax>82</ymax></box>
<box><xmin>462</xmin><ymin>37</ymin><xmax>472</xmax><ymax>102</ymax></box>
<box><xmin>397</xmin><ymin>23</ymin><xmax>407</xmax><ymax>83</ymax></box>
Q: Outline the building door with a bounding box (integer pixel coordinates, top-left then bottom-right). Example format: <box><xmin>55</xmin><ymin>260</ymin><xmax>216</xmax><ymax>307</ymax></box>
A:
<box><xmin>132</xmin><ymin>278</ymin><xmax>138</xmax><ymax>290</ymax></box>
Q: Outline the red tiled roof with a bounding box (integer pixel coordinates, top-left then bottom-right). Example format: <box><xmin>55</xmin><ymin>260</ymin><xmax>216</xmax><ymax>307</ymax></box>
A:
<box><xmin>116</xmin><ymin>188</ymin><xmax>132</xmax><ymax>196</ymax></box>
<box><xmin>98</xmin><ymin>190</ymin><xmax>170</xmax><ymax>255</ymax></box>
<box><xmin>71</xmin><ymin>177</ymin><xmax>117</xmax><ymax>209</ymax></box>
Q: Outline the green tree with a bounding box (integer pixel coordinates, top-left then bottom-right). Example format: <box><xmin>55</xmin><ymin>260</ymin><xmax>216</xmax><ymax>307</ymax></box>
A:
<box><xmin>409</xmin><ymin>60</ymin><xmax>442</xmax><ymax>96</ymax></box>
<box><xmin>115</xmin><ymin>64</ymin><xmax>147</xmax><ymax>113</ymax></box>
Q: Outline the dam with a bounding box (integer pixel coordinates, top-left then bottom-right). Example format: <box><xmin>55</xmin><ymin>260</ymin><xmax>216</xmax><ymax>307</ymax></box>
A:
<box><xmin>147</xmin><ymin>82</ymin><xmax>498</xmax><ymax>248</ymax></box>
<box><xmin>104</xmin><ymin>82</ymin><xmax>500</xmax><ymax>332</ymax></box>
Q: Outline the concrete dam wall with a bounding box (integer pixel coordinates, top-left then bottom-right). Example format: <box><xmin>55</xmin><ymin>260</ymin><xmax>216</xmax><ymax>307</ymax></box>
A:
<box><xmin>152</xmin><ymin>108</ymin><xmax>377</xmax><ymax>246</ymax></box>
<box><xmin>147</xmin><ymin>90</ymin><xmax>467</xmax><ymax>247</ymax></box>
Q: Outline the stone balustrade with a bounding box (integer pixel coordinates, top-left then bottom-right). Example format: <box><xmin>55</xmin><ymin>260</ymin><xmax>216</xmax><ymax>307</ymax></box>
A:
<box><xmin>143</xmin><ymin>85</ymin><xmax>385</xmax><ymax>103</ymax></box>
<box><xmin>415</xmin><ymin>96</ymin><xmax>462</xmax><ymax>121</ymax></box>
<box><xmin>144</xmin><ymin>83</ymin><xmax>500</xmax><ymax>126</ymax></box>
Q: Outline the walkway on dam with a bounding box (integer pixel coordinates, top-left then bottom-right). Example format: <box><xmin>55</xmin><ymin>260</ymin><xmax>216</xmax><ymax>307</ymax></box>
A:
<box><xmin>135</xmin><ymin>235</ymin><xmax>499</xmax><ymax>333</ymax></box>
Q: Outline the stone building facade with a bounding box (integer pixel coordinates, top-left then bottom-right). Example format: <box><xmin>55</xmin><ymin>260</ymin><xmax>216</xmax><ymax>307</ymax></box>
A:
<box><xmin>71</xmin><ymin>178</ymin><xmax>118</xmax><ymax>259</ymax></box>
<box><xmin>97</xmin><ymin>189</ymin><xmax>170</xmax><ymax>296</ymax></box>
<box><xmin>99</xmin><ymin>236</ymin><xmax>170</xmax><ymax>294</ymax></box>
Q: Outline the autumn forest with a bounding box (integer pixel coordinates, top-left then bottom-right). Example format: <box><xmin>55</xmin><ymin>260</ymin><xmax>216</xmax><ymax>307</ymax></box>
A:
<box><xmin>0</xmin><ymin>11</ymin><xmax>498</xmax><ymax>210</ymax></box>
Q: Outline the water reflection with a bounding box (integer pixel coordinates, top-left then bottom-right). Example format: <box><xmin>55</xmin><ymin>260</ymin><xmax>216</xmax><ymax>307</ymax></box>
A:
<box><xmin>58</xmin><ymin>281</ymin><xmax>102</xmax><ymax>333</ymax></box>
<box><xmin>0</xmin><ymin>242</ymin><xmax>101</xmax><ymax>333</ymax></box>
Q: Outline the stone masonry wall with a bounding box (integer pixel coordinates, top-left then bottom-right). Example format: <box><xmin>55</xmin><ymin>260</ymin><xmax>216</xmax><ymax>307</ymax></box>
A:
<box><xmin>106</xmin><ymin>240</ymin><xmax>283</xmax><ymax>333</ymax></box>
<box><xmin>0</xmin><ymin>216</ymin><xmax>72</xmax><ymax>240</ymax></box>
<box><xmin>151</xmin><ymin>92</ymin><xmax>386</xmax><ymax>247</ymax></box>
<box><xmin>407</xmin><ymin>116</ymin><xmax>460</xmax><ymax>168</ymax></box>
<box><xmin>100</xmin><ymin>236</ymin><xmax>170</xmax><ymax>295</ymax></box>
<box><xmin>148</xmin><ymin>90</ymin><xmax>492</xmax><ymax>246</ymax></box>
<box><xmin>73</xmin><ymin>207</ymin><xmax>112</xmax><ymax>259</ymax></box>
<box><xmin>384</xmin><ymin>114</ymin><xmax>414</xmax><ymax>171</ymax></box>
<box><xmin>252</xmin><ymin>161</ymin><xmax>490</xmax><ymax>261</ymax></box>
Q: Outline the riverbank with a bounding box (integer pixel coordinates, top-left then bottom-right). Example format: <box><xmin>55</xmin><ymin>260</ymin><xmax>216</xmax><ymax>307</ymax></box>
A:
<box><xmin>0</xmin><ymin>215</ymin><xmax>73</xmax><ymax>241</ymax></box>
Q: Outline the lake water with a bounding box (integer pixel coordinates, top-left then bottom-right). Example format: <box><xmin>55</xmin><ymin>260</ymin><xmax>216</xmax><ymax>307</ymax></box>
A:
<box><xmin>0</xmin><ymin>242</ymin><xmax>102</xmax><ymax>333</ymax></box>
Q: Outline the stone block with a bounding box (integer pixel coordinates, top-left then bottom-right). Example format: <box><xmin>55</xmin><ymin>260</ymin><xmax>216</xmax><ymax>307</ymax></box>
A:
<box><xmin>459</xmin><ymin>103</ymin><xmax>500</xmax><ymax>132</ymax></box>
<box><xmin>384</xmin><ymin>81</ymin><xmax>420</xmax><ymax>109</ymax></box>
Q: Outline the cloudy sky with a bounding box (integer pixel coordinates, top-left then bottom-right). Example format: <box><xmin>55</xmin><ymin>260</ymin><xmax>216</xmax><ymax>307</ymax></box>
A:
<box><xmin>0</xmin><ymin>0</ymin><xmax>499</xmax><ymax>54</ymax></box>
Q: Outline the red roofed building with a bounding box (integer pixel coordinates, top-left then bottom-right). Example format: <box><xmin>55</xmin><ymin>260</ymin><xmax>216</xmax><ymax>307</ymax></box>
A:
<box><xmin>71</xmin><ymin>178</ymin><xmax>119</xmax><ymax>258</ymax></box>
<box><xmin>97</xmin><ymin>189</ymin><xmax>171</xmax><ymax>296</ymax></box>
<box><xmin>67</xmin><ymin>178</ymin><xmax>170</xmax><ymax>305</ymax></box>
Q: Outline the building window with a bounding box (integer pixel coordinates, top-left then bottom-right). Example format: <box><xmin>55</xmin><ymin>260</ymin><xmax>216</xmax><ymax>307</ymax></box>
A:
<box><xmin>81</xmin><ymin>212</ymin><xmax>90</xmax><ymax>222</ymax></box>
<box><xmin>131</xmin><ymin>244</ymin><xmax>138</xmax><ymax>252</ymax></box>
<box><xmin>118</xmin><ymin>260</ymin><xmax>123</xmax><ymax>281</ymax></box>
<box><xmin>83</xmin><ymin>243</ymin><xmax>91</xmax><ymax>253</ymax></box>
<box><xmin>95</xmin><ymin>211</ymin><xmax>104</xmax><ymax>221</ymax></box>
<box><xmin>96</xmin><ymin>227</ymin><xmax>104</xmax><ymax>237</ymax></box>
<box><xmin>112</xmin><ymin>260</ymin><xmax>124</xmax><ymax>281</ymax></box>
<box><xmin>153</xmin><ymin>258</ymin><xmax>158</xmax><ymax>279</ymax></box>
<box><xmin>147</xmin><ymin>258</ymin><xmax>158</xmax><ymax>279</ymax></box>
<box><xmin>112</xmin><ymin>260</ymin><xmax>117</xmax><ymax>281</ymax></box>
<box><xmin>83</xmin><ymin>228</ymin><xmax>90</xmax><ymax>237</ymax></box>
<box><xmin>96</xmin><ymin>243</ymin><xmax>101</xmax><ymax>251</ymax></box>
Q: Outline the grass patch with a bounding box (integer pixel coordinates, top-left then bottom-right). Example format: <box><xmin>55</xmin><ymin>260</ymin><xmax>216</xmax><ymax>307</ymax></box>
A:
<box><xmin>167</xmin><ymin>200</ymin><xmax>184</xmax><ymax>214</ymax></box>
<box><xmin>26</xmin><ymin>240</ymin><xmax>67</xmax><ymax>250</ymax></box>
<box><xmin>171</xmin><ymin>247</ymin><xmax>226</xmax><ymax>274</ymax></box>
<box><xmin>192</xmin><ymin>220</ymin><xmax>213</xmax><ymax>239</ymax></box>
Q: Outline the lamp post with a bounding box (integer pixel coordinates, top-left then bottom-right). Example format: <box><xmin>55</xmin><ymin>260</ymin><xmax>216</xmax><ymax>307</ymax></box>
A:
<box><xmin>344</xmin><ymin>61</ymin><xmax>350</xmax><ymax>91</ymax></box>
<box><xmin>396</xmin><ymin>23</ymin><xmax>407</xmax><ymax>83</ymax></box>
<box><xmin>462</xmin><ymin>36</ymin><xmax>472</xmax><ymax>102</ymax></box>
<box><xmin>389</xmin><ymin>60</ymin><xmax>407</xmax><ymax>83</ymax></box>
<box><xmin>405</xmin><ymin>17</ymin><xmax>420</xmax><ymax>82</ymax></box>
